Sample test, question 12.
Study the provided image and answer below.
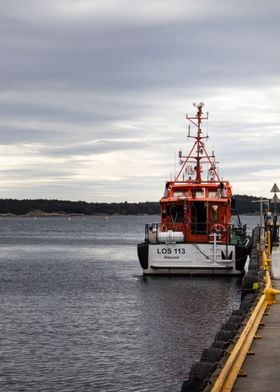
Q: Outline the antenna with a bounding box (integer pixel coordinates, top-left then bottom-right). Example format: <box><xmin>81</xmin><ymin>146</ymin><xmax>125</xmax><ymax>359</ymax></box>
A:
<box><xmin>193</xmin><ymin>102</ymin><xmax>204</xmax><ymax>109</ymax></box>
<box><xmin>175</xmin><ymin>103</ymin><xmax>219</xmax><ymax>183</ymax></box>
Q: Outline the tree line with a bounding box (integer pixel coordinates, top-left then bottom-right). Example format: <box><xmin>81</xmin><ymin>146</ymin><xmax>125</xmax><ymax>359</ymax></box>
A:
<box><xmin>0</xmin><ymin>195</ymin><xmax>277</xmax><ymax>216</ymax></box>
<box><xmin>0</xmin><ymin>199</ymin><xmax>159</xmax><ymax>215</ymax></box>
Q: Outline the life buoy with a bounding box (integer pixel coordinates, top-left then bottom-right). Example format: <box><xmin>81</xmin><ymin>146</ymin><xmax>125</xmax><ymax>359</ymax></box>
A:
<box><xmin>161</xmin><ymin>224</ymin><xmax>168</xmax><ymax>232</ymax></box>
<box><xmin>212</xmin><ymin>224</ymin><xmax>226</xmax><ymax>235</ymax></box>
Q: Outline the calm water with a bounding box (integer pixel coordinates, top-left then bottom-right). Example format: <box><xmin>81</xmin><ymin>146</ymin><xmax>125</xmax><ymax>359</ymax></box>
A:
<box><xmin>0</xmin><ymin>215</ymin><xmax>258</xmax><ymax>391</ymax></box>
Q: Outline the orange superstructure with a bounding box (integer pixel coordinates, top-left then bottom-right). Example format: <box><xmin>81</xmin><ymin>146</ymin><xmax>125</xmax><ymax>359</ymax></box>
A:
<box><xmin>159</xmin><ymin>103</ymin><xmax>232</xmax><ymax>245</ymax></box>
<box><xmin>160</xmin><ymin>181</ymin><xmax>232</xmax><ymax>243</ymax></box>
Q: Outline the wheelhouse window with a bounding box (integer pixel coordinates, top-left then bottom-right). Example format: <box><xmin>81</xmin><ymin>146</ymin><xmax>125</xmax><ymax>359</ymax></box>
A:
<box><xmin>171</xmin><ymin>204</ymin><xmax>185</xmax><ymax>223</ymax></box>
<box><xmin>191</xmin><ymin>188</ymin><xmax>205</xmax><ymax>198</ymax></box>
<box><xmin>208</xmin><ymin>190</ymin><xmax>217</xmax><ymax>198</ymax></box>
<box><xmin>173</xmin><ymin>191</ymin><xmax>187</xmax><ymax>197</ymax></box>
<box><xmin>210</xmin><ymin>205</ymin><xmax>219</xmax><ymax>223</ymax></box>
<box><xmin>161</xmin><ymin>203</ymin><xmax>186</xmax><ymax>223</ymax></box>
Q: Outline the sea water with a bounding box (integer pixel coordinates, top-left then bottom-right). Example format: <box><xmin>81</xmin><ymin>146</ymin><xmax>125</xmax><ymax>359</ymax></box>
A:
<box><xmin>0</xmin><ymin>215</ymin><xmax>258</xmax><ymax>391</ymax></box>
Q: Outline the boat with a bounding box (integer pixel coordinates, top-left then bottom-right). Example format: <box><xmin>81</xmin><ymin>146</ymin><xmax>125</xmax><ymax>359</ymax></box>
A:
<box><xmin>137</xmin><ymin>102</ymin><xmax>251</xmax><ymax>275</ymax></box>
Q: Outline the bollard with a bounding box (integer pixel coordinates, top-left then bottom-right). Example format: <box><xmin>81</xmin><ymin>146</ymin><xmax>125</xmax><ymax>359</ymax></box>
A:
<box><xmin>264</xmin><ymin>287</ymin><xmax>280</xmax><ymax>304</ymax></box>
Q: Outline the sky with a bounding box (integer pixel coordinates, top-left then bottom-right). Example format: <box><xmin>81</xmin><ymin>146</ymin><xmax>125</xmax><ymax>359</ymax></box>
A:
<box><xmin>1</xmin><ymin>0</ymin><xmax>280</xmax><ymax>202</ymax></box>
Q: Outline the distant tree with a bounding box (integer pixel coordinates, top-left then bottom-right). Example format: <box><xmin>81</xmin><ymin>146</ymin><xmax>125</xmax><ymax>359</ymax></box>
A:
<box><xmin>0</xmin><ymin>195</ymin><xmax>276</xmax><ymax>216</ymax></box>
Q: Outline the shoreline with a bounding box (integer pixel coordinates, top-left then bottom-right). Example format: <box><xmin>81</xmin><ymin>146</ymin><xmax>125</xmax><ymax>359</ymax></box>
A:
<box><xmin>0</xmin><ymin>212</ymin><xmax>260</xmax><ymax>218</ymax></box>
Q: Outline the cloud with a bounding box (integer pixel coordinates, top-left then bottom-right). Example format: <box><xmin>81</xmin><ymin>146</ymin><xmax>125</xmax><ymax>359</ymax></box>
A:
<box><xmin>0</xmin><ymin>0</ymin><xmax>280</xmax><ymax>201</ymax></box>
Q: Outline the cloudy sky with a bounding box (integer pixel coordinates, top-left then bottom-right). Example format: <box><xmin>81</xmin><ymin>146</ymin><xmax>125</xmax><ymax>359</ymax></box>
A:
<box><xmin>1</xmin><ymin>0</ymin><xmax>280</xmax><ymax>202</ymax></box>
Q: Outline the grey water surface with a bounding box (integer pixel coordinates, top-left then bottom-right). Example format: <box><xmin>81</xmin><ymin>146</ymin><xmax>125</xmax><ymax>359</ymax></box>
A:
<box><xmin>0</xmin><ymin>215</ymin><xmax>258</xmax><ymax>391</ymax></box>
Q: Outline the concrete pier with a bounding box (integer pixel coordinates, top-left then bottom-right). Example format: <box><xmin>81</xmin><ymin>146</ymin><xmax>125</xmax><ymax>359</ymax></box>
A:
<box><xmin>233</xmin><ymin>245</ymin><xmax>280</xmax><ymax>392</ymax></box>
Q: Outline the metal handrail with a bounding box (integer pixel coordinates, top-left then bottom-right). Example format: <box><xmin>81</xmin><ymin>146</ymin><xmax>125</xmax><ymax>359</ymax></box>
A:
<box><xmin>144</xmin><ymin>222</ymin><xmax>245</xmax><ymax>243</ymax></box>
<box><xmin>211</xmin><ymin>233</ymin><xmax>280</xmax><ymax>391</ymax></box>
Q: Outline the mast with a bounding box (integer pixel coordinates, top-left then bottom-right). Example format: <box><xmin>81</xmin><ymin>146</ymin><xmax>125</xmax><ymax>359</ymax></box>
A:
<box><xmin>190</xmin><ymin>103</ymin><xmax>206</xmax><ymax>182</ymax></box>
<box><xmin>175</xmin><ymin>102</ymin><xmax>220</xmax><ymax>183</ymax></box>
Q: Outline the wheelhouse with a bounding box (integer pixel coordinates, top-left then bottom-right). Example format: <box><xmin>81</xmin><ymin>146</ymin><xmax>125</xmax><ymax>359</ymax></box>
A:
<box><xmin>160</xmin><ymin>180</ymin><xmax>232</xmax><ymax>244</ymax></box>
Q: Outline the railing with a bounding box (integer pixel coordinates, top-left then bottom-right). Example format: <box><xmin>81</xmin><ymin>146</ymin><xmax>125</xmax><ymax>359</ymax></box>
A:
<box><xmin>144</xmin><ymin>222</ymin><xmax>246</xmax><ymax>244</ymax></box>
<box><xmin>210</xmin><ymin>231</ymin><xmax>280</xmax><ymax>392</ymax></box>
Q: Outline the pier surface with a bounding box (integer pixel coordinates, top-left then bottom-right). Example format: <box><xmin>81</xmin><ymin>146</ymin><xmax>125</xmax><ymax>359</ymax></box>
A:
<box><xmin>233</xmin><ymin>246</ymin><xmax>280</xmax><ymax>392</ymax></box>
